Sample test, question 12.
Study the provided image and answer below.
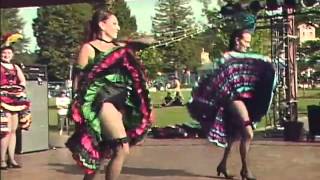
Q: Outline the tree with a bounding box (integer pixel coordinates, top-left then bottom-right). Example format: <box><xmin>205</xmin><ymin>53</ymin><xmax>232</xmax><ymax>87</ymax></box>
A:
<box><xmin>33</xmin><ymin>4</ymin><xmax>92</xmax><ymax>80</ymax></box>
<box><xmin>251</xmin><ymin>28</ymin><xmax>271</xmax><ymax>56</ymax></box>
<box><xmin>200</xmin><ymin>8</ymin><xmax>229</xmax><ymax>59</ymax></box>
<box><xmin>139</xmin><ymin>48</ymin><xmax>164</xmax><ymax>79</ymax></box>
<box><xmin>200</xmin><ymin>0</ymin><xmax>271</xmax><ymax>61</ymax></box>
<box><xmin>295</xmin><ymin>7</ymin><xmax>320</xmax><ymax>37</ymax></box>
<box><xmin>152</xmin><ymin>0</ymin><xmax>202</xmax><ymax>73</ymax></box>
<box><xmin>0</xmin><ymin>8</ymin><xmax>29</xmax><ymax>52</ymax></box>
<box><xmin>33</xmin><ymin>1</ymin><xmax>137</xmax><ymax>80</ymax></box>
<box><xmin>13</xmin><ymin>52</ymin><xmax>38</xmax><ymax>65</ymax></box>
<box><xmin>0</xmin><ymin>9</ymin><xmax>24</xmax><ymax>34</ymax></box>
<box><xmin>299</xmin><ymin>40</ymin><xmax>320</xmax><ymax>70</ymax></box>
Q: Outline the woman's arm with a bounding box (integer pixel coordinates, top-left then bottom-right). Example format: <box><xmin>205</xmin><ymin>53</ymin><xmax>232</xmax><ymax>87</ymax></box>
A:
<box><xmin>77</xmin><ymin>43</ymin><xmax>93</xmax><ymax>67</ymax></box>
<box><xmin>118</xmin><ymin>37</ymin><xmax>155</xmax><ymax>51</ymax></box>
<box><xmin>72</xmin><ymin>43</ymin><xmax>94</xmax><ymax>93</ymax></box>
<box><xmin>15</xmin><ymin>64</ymin><xmax>26</xmax><ymax>87</ymax></box>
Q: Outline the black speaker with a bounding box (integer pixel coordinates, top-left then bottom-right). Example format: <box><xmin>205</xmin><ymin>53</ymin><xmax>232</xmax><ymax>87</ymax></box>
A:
<box><xmin>16</xmin><ymin>80</ymin><xmax>49</xmax><ymax>153</ymax></box>
<box><xmin>283</xmin><ymin>121</ymin><xmax>304</xmax><ymax>141</ymax></box>
<box><xmin>307</xmin><ymin>105</ymin><xmax>320</xmax><ymax>140</ymax></box>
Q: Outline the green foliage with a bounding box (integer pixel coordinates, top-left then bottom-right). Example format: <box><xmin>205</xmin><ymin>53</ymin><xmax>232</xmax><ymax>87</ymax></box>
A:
<box><xmin>152</xmin><ymin>0</ymin><xmax>194</xmax><ymax>38</ymax></box>
<box><xmin>33</xmin><ymin>1</ymin><xmax>137</xmax><ymax>80</ymax></box>
<box><xmin>298</xmin><ymin>40</ymin><xmax>320</xmax><ymax>85</ymax></box>
<box><xmin>300</xmin><ymin>40</ymin><xmax>320</xmax><ymax>55</ymax></box>
<box><xmin>251</xmin><ymin>28</ymin><xmax>271</xmax><ymax>56</ymax></box>
<box><xmin>202</xmin><ymin>2</ymin><xmax>271</xmax><ymax>59</ymax></box>
<box><xmin>0</xmin><ymin>8</ymin><xmax>24</xmax><ymax>34</ymax></box>
<box><xmin>173</xmin><ymin>38</ymin><xmax>202</xmax><ymax>70</ymax></box>
<box><xmin>299</xmin><ymin>40</ymin><xmax>320</xmax><ymax>71</ymax></box>
<box><xmin>201</xmin><ymin>9</ymin><xmax>229</xmax><ymax>59</ymax></box>
<box><xmin>139</xmin><ymin>48</ymin><xmax>164</xmax><ymax>79</ymax></box>
<box><xmin>0</xmin><ymin>8</ymin><xmax>29</xmax><ymax>52</ymax></box>
<box><xmin>33</xmin><ymin>4</ymin><xmax>92</xmax><ymax>80</ymax></box>
<box><xmin>297</xmin><ymin>59</ymin><xmax>309</xmax><ymax>73</ymax></box>
<box><xmin>13</xmin><ymin>52</ymin><xmax>38</xmax><ymax>65</ymax></box>
<box><xmin>152</xmin><ymin>0</ymin><xmax>201</xmax><ymax>72</ymax></box>
<box><xmin>296</xmin><ymin>7</ymin><xmax>320</xmax><ymax>37</ymax></box>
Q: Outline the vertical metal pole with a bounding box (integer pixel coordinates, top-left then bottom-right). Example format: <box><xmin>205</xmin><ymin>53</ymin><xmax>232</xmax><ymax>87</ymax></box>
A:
<box><xmin>271</xmin><ymin>17</ymin><xmax>277</xmax><ymax>127</ymax></box>
<box><xmin>285</xmin><ymin>8</ymin><xmax>298</xmax><ymax>122</ymax></box>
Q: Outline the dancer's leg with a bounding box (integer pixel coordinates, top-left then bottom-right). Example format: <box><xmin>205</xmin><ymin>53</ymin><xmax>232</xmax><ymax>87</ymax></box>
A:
<box><xmin>217</xmin><ymin>137</ymin><xmax>235</xmax><ymax>178</ymax></box>
<box><xmin>100</xmin><ymin>103</ymin><xmax>129</xmax><ymax>180</ymax></box>
<box><xmin>229</xmin><ymin>100</ymin><xmax>255</xmax><ymax>179</ymax></box>
<box><xmin>0</xmin><ymin>113</ymin><xmax>11</xmax><ymax>168</ymax></box>
<box><xmin>83</xmin><ymin>103</ymin><xmax>129</xmax><ymax>180</ymax></box>
<box><xmin>8</xmin><ymin>113</ymin><xmax>19</xmax><ymax>165</ymax></box>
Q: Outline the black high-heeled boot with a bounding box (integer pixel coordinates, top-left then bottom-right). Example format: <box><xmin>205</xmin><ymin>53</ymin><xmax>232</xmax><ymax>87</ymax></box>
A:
<box><xmin>240</xmin><ymin>168</ymin><xmax>256</xmax><ymax>180</ymax></box>
<box><xmin>216</xmin><ymin>165</ymin><xmax>234</xmax><ymax>179</ymax></box>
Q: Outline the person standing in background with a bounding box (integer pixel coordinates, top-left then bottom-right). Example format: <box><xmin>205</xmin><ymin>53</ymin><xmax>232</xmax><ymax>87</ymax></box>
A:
<box><xmin>0</xmin><ymin>33</ymin><xmax>32</xmax><ymax>170</ymax></box>
<box><xmin>56</xmin><ymin>89</ymin><xmax>70</xmax><ymax>135</ymax></box>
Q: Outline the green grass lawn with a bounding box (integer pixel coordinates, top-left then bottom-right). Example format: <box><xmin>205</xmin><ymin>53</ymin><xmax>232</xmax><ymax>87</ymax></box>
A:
<box><xmin>150</xmin><ymin>90</ymin><xmax>193</xmax><ymax>127</ymax></box>
<box><xmin>297</xmin><ymin>88</ymin><xmax>320</xmax><ymax>114</ymax></box>
<box><xmin>48</xmin><ymin>88</ymin><xmax>320</xmax><ymax>128</ymax></box>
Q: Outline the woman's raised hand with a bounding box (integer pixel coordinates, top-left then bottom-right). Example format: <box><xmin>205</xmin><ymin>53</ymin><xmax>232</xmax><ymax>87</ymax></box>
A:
<box><xmin>126</xmin><ymin>36</ymin><xmax>156</xmax><ymax>50</ymax></box>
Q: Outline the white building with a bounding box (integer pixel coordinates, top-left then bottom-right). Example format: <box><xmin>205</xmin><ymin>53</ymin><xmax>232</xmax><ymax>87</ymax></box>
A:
<box><xmin>297</xmin><ymin>23</ymin><xmax>319</xmax><ymax>44</ymax></box>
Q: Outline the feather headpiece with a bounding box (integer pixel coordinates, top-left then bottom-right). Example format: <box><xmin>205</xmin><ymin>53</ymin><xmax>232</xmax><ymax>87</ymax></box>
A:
<box><xmin>1</xmin><ymin>33</ymin><xmax>23</xmax><ymax>49</ymax></box>
<box><xmin>233</xmin><ymin>12</ymin><xmax>257</xmax><ymax>33</ymax></box>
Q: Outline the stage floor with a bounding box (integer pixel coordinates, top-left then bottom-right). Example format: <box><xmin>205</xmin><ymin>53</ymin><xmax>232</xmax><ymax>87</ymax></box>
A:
<box><xmin>1</xmin><ymin>138</ymin><xmax>320</xmax><ymax>180</ymax></box>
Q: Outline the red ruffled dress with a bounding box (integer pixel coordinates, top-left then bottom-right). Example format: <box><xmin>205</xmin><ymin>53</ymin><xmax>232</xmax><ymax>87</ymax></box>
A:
<box><xmin>0</xmin><ymin>63</ymin><xmax>32</xmax><ymax>136</ymax></box>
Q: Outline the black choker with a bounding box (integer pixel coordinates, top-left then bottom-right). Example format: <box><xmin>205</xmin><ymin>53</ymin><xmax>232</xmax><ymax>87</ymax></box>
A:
<box><xmin>98</xmin><ymin>38</ymin><xmax>113</xmax><ymax>43</ymax></box>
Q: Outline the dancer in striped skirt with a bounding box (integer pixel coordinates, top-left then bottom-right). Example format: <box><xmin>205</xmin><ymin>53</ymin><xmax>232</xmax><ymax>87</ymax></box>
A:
<box><xmin>188</xmin><ymin>29</ymin><xmax>276</xmax><ymax>180</ymax></box>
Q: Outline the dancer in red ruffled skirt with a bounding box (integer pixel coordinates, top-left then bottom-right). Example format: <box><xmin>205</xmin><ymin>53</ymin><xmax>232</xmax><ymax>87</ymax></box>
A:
<box><xmin>1</xmin><ymin>33</ymin><xmax>31</xmax><ymax>170</ymax></box>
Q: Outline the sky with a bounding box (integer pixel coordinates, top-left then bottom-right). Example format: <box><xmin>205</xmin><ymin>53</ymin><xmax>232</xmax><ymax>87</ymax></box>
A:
<box><xmin>18</xmin><ymin>0</ymin><xmax>218</xmax><ymax>52</ymax></box>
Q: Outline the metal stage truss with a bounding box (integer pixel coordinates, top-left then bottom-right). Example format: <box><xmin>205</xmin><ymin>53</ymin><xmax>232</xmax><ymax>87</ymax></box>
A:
<box><xmin>257</xmin><ymin>7</ymin><xmax>320</xmax><ymax>133</ymax></box>
<box><xmin>256</xmin><ymin>8</ymin><xmax>300</xmax><ymax>132</ymax></box>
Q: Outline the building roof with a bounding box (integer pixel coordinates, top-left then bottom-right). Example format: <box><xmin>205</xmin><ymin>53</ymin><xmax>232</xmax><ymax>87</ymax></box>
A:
<box><xmin>297</xmin><ymin>23</ymin><xmax>319</xmax><ymax>29</ymax></box>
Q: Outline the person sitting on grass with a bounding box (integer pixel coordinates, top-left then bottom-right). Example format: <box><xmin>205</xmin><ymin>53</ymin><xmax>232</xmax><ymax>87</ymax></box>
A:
<box><xmin>161</xmin><ymin>92</ymin><xmax>174</xmax><ymax>107</ymax></box>
<box><xmin>171</xmin><ymin>91</ymin><xmax>184</xmax><ymax>106</ymax></box>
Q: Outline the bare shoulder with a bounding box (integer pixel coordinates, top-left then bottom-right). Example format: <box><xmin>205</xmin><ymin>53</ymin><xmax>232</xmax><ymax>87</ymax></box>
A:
<box><xmin>80</xmin><ymin>42</ymin><xmax>94</xmax><ymax>52</ymax></box>
<box><xmin>77</xmin><ymin>42</ymin><xmax>95</xmax><ymax>67</ymax></box>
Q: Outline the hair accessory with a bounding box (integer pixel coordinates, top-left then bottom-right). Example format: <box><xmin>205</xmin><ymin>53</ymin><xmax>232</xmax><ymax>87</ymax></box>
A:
<box><xmin>1</xmin><ymin>33</ymin><xmax>23</xmax><ymax>49</ymax></box>
<box><xmin>219</xmin><ymin>3</ymin><xmax>259</xmax><ymax>33</ymax></box>
<box><xmin>233</xmin><ymin>12</ymin><xmax>257</xmax><ymax>33</ymax></box>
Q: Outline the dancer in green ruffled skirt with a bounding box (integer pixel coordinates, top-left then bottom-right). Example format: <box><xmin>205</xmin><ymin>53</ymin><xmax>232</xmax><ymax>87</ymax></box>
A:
<box><xmin>66</xmin><ymin>8</ymin><xmax>154</xmax><ymax>180</ymax></box>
